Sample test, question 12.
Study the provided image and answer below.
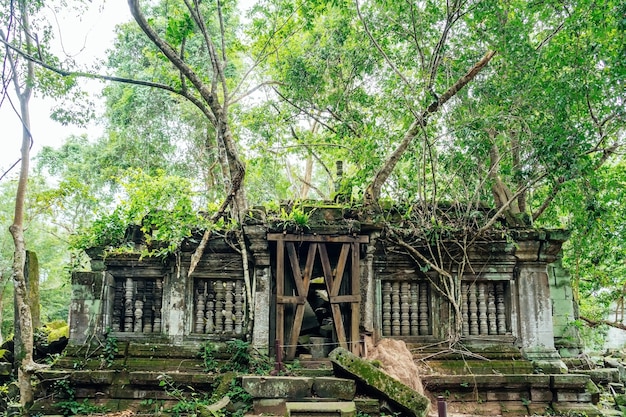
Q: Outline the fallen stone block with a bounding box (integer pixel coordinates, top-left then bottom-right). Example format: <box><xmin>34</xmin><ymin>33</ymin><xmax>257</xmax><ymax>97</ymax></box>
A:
<box><xmin>328</xmin><ymin>347</ymin><xmax>430</xmax><ymax>417</ymax></box>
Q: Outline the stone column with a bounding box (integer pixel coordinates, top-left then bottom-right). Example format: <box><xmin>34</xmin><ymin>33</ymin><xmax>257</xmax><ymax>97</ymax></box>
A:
<box><xmin>362</xmin><ymin>232</ymin><xmax>379</xmax><ymax>334</ymax></box>
<box><xmin>68</xmin><ymin>271</ymin><xmax>111</xmax><ymax>345</ymax></box>
<box><xmin>166</xmin><ymin>258</ymin><xmax>186</xmax><ymax>343</ymax></box>
<box><xmin>515</xmin><ymin>233</ymin><xmax>567</xmax><ymax>373</ymax></box>
<box><xmin>245</xmin><ymin>224</ymin><xmax>271</xmax><ymax>355</ymax></box>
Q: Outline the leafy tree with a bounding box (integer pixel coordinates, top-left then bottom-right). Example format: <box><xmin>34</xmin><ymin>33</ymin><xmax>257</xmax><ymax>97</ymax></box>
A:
<box><xmin>1</xmin><ymin>0</ymin><xmax>624</xmax><ymax>352</ymax></box>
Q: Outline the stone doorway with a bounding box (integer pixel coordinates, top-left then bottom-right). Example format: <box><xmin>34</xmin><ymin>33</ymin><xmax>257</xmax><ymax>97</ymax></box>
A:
<box><xmin>268</xmin><ymin>234</ymin><xmax>368</xmax><ymax>360</ymax></box>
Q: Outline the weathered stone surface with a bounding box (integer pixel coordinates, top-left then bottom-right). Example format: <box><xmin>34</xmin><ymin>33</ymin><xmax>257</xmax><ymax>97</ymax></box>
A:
<box><xmin>128</xmin><ymin>371</ymin><xmax>215</xmax><ymax>386</ymax></box>
<box><xmin>530</xmin><ymin>387</ymin><xmax>553</xmax><ymax>402</ymax></box>
<box><xmin>586</xmin><ymin>379</ymin><xmax>601</xmax><ymax>404</ymax></box>
<box><xmin>551</xmin><ymin>402</ymin><xmax>602</xmax><ymax>417</ymax></box>
<box><xmin>70</xmin><ymin>370</ymin><xmax>115</xmax><ymax>385</ymax></box>
<box><xmin>485</xmin><ymin>391</ymin><xmax>525</xmax><ymax>401</ymax></box>
<box><xmin>577</xmin><ymin>368</ymin><xmax>620</xmax><ymax>384</ymax></box>
<box><xmin>312</xmin><ymin>377</ymin><xmax>356</xmax><ymax>400</ymax></box>
<box><xmin>426</xmin><ymin>359</ymin><xmax>534</xmax><ymax>375</ymax></box>
<box><xmin>329</xmin><ymin>347</ymin><xmax>430</xmax><ymax>417</ymax></box>
<box><xmin>253</xmin><ymin>398</ymin><xmax>286</xmax><ymax>415</ymax></box>
<box><xmin>422</xmin><ymin>374</ymin><xmax>550</xmax><ymax>390</ymax></box>
<box><xmin>353</xmin><ymin>398</ymin><xmax>379</xmax><ymax>414</ymax></box>
<box><xmin>242</xmin><ymin>376</ymin><xmax>313</xmax><ymax>399</ymax></box>
<box><xmin>551</xmin><ymin>374</ymin><xmax>591</xmax><ymax>391</ymax></box>
<box><xmin>286</xmin><ymin>401</ymin><xmax>356</xmax><ymax>417</ymax></box>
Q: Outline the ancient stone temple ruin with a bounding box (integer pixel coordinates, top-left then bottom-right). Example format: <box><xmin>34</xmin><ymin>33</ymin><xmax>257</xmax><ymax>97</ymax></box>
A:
<box><xmin>33</xmin><ymin>205</ymin><xmax>603</xmax><ymax>416</ymax></box>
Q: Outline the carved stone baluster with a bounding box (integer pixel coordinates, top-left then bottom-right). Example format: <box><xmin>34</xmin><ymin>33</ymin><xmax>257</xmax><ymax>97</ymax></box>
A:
<box><xmin>382</xmin><ymin>281</ymin><xmax>392</xmax><ymax>336</ymax></box>
<box><xmin>419</xmin><ymin>282</ymin><xmax>429</xmax><ymax>335</ymax></box>
<box><xmin>461</xmin><ymin>282</ymin><xmax>469</xmax><ymax>336</ymax></box>
<box><xmin>195</xmin><ymin>285</ymin><xmax>206</xmax><ymax>333</ymax></box>
<box><xmin>143</xmin><ymin>280</ymin><xmax>153</xmax><ymax>333</ymax></box>
<box><xmin>215</xmin><ymin>280</ymin><xmax>224</xmax><ymax>332</ymax></box>
<box><xmin>478</xmin><ymin>282</ymin><xmax>488</xmax><ymax>335</ymax></box>
<box><xmin>206</xmin><ymin>290</ymin><xmax>215</xmax><ymax>334</ymax></box>
<box><xmin>495</xmin><ymin>282</ymin><xmax>507</xmax><ymax>334</ymax></box>
<box><xmin>135</xmin><ymin>280</ymin><xmax>145</xmax><ymax>333</ymax></box>
<box><xmin>469</xmin><ymin>283</ymin><xmax>478</xmax><ymax>335</ymax></box>
<box><xmin>487</xmin><ymin>283</ymin><xmax>497</xmax><ymax>335</ymax></box>
<box><xmin>133</xmin><ymin>299</ymin><xmax>143</xmax><ymax>333</ymax></box>
<box><xmin>153</xmin><ymin>278</ymin><xmax>162</xmax><ymax>333</ymax></box>
<box><xmin>391</xmin><ymin>282</ymin><xmax>401</xmax><ymax>336</ymax></box>
<box><xmin>234</xmin><ymin>280</ymin><xmax>243</xmax><ymax>335</ymax></box>
<box><xmin>124</xmin><ymin>278</ymin><xmax>134</xmax><ymax>332</ymax></box>
<box><xmin>112</xmin><ymin>280</ymin><xmax>124</xmax><ymax>332</ymax></box>
<box><xmin>410</xmin><ymin>283</ymin><xmax>419</xmax><ymax>336</ymax></box>
<box><xmin>224</xmin><ymin>281</ymin><xmax>234</xmax><ymax>333</ymax></box>
<box><xmin>401</xmin><ymin>282</ymin><xmax>410</xmax><ymax>336</ymax></box>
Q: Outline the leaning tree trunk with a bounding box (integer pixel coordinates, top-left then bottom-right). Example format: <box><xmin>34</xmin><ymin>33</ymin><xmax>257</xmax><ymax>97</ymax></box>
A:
<box><xmin>365</xmin><ymin>51</ymin><xmax>496</xmax><ymax>203</ymax></box>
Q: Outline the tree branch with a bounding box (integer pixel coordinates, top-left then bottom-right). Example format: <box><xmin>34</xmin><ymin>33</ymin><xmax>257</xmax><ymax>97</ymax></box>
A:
<box><xmin>365</xmin><ymin>50</ymin><xmax>497</xmax><ymax>202</ymax></box>
<box><xmin>0</xmin><ymin>34</ymin><xmax>218</xmax><ymax>126</ymax></box>
<box><xmin>355</xmin><ymin>0</ymin><xmax>413</xmax><ymax>91</ymax></box>
<box><xmin>580</xmin><ymin>315</ymin><xmax>626</xmax><ymax>331</ymax></box>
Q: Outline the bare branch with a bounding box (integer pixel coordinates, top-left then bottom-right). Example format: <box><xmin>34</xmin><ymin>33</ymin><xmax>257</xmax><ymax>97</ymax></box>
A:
<box><xmin>355</xmin><ymin>0</ymin><xmax>413</xmax><ymax>91</ymax></box>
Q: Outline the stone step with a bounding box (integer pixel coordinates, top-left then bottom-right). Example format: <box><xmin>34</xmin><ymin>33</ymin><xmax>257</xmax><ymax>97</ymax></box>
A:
<box><xmin>286</xmin><ymin>401</ymin><xmax>356</xmax><ymax>417</ymax></box>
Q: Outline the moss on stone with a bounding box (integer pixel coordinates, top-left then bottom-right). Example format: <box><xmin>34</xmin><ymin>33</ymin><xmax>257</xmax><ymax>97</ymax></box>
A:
<box><xmin>329</xmin><ymin>347</ymin><xmax>430</xmax><ymax>417</ymax></box>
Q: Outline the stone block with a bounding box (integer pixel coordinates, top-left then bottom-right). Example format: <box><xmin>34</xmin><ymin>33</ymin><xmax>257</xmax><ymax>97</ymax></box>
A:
<box><xmin>551</xmin><ymin>402</ymin><xmax>602</xmax><ymax>417</ymax></box>
<box><xmin>71</xmin><ymin>370</ymin><xmax>115</xmax><ymax>385</ymax></box>
<box><xmin>354</xmin><ymin>398</ymin><xmax>379</xmax><ymax>414</ymax></box>
<box><xmin>605</xmin><ymin>358</ymin><xmax>626</xmax><ymax>382</ymax></box>
<box><xmin>498</xmin><ymin>400</ymin><xmax>532</xmax><ymax>415</ymax></box>
<box><xmin>588</xmin><ymin>368</ymin><xmax>620</xmax><ymax>384</ymax></box>
<box><xmin>555</xmin><ymin>391</ymin><xmax>592</xmax><ymax>402</ymax></box>
<box><xmin>527</xmin><ymin>403</ymin><xmax>551</xmax><ymax>415</ymax></box>
<box><xmin>312</xmin><ymin>377</ymin><xmax>356</xmax><ymax>400</ymax></box>
<box><xmin>552</xmin><ymin>374</ymin><xmax>590</xmax><ymax>391</ymax></box>
<box><xmin>586</xmin><ymin>379</ymin><xmax>601</xmax><ymax>404</ymax></box>
<box><xmin>530</xmin><ymin>388</ymin><xmax>553</xmax><ymax>402</ymax></box>
<box><xmin>286</xmin><ymin>401</ymin><xmax>356</xmax><ymax>417</ymax></box>
<box><xmin>485</xmin><ymin>391</ymin><xmax>524</xmax><ymax>401</ymax></box>
<box><xmin>253</xmin><ymin>398</ymin><xmax>286</xmax><ymax>415</ymax></box>
<box><xmin>241</xmin><ymin>376</ymin><xmax>313</xmax><ymax>399</ymax></box>
<box><xmin>309</xmin><ymin>337</ymin><xmax>332</xmax><ymax>359</ymax></box>
<box><xmin>329</xmin><ymin>347</ymin><xmax>429</xmax><ymax>417</ymax></box>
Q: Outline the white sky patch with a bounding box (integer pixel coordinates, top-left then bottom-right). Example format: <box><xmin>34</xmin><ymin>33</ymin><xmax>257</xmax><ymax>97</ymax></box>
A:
<box><xmin>1</xmin><ymin>1</ymin><xmax>132</xmax><ymax>177</ymax></box>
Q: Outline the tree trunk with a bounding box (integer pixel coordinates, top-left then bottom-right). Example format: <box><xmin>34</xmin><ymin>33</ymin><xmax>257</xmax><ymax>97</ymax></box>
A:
<box><xmin>488</xmin><ymin>139</ymin><xmax>519</xmax><ymax>214</ymax></box>
<box><xmin>3</xmin><ymin>1</ymin><xmax>37</xmax><ymax>408</ymax></box>
<box><xmin>10</xmin><ymin>92</ymin><xmax>35</xmax><ymax>410</ymax></box>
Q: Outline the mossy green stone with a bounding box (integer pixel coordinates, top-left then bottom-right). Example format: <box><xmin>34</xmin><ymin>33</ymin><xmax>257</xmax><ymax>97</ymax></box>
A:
<box><xmin>328</xmin><ymin>348</ymin><xmax>430</xmax><ymax>417</ymax></box>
